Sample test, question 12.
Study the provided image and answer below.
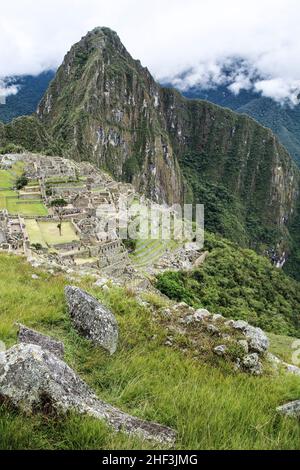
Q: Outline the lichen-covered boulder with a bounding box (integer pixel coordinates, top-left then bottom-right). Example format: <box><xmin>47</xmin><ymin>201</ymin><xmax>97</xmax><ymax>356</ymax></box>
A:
<box><xmin>17</xmin><ymin>323</ymin><xmax>64</xmax><ymax>359</ymax></box>
<box><xmin>65</xmin><ymin>286</ymin><xmax>118</xmax><ymax>355</ymax></box>
<box><xmin>242</xmin><ymin>353</ymin><xmax>263</xmax><ymax>375</ymax></box>
<box><xmin>0</xmin><ymin>344</ymin><xmax>176</xmax><ymax>445</ymax></box>
<box><xmin>231</xmin><ymin>321</ymin><xmax>269</xmax><ymax>354</ymax></box>
<box><xmin>277</xmin><ymin>400</ymin><xmax>300</xmax><ymax>418</ymax></box>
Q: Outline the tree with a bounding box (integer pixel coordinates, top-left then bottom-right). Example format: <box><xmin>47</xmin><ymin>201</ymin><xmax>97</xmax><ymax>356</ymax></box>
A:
<box><xmin>50</xmin><ymin>198</ymin><xmax>68</xmax><ymax>236</ymax></box>
<box><xmin>16</xmin><ymin>174</ymin><xmax>28</xmax><ymax>190</ymax></box>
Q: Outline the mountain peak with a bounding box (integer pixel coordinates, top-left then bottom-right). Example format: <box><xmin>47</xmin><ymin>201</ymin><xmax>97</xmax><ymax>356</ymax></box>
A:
<box><xmin>75</xmin><ymin>26</ymin><xmax>126</xmax><ymax>56</ymax></box>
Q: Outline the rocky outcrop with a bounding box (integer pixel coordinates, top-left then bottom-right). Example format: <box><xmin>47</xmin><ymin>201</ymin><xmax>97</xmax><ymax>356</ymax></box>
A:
<box><xmin>165</xmin><ymin>303</ymin><xmax>269</xmax><ymax>375</ymax></box>
<box><xmin>65</xmin><ymin>286</ymin><xmax>118</xmax><ymax>355</ymax></box>
<box><xmin>17</xmin><ymin>323</ymin><xmax>65</xmax><ymax>359</ymax></box>
<box><xmin>0</xmin><ymin>343</ymin><xmax>176</xmax><ymax>444</ymax></box>
<box><xmin>277</xmin><ymin>400</ymin><xmax>300</xmax><ymax>418</ymax></box>
<box><xmin>229</xmin><ymin>320</ymin><xmax>269</xmax><ymax>354</ymax></box>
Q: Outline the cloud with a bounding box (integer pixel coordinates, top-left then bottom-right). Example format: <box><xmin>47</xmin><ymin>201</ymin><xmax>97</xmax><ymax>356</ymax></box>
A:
<box><xmin>254</xmin><ymin>79</ymin><xmax>300</xmax><ymax>106</ymax></box>
<box><xmin>0</xmin><ymin>0</ymin><xmax>300</xmax><ymax>104</ymax></box>
<box><xmin>0</xmin><ymin>79</ymin><xmax>19</xmax><ymax>104</ymax></box>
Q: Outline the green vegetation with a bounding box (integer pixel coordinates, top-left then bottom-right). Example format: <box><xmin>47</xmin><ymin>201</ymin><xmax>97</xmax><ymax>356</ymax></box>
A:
<box><xmin>0</xmin><ymin>143</ymin><xmax>25</xmax><ymax>155</ymax></box>
<box><xmin>0</xmin><ymin>162</ymin><xmax>47</xmax><ymax>216</ymax></box>
<box><xmin>180</xmin><ymin>81</ymin><xmax>300</xmax><ymax>167</ymax></box>
<box><xmin>15</xmin><ymin>174</ymin><xmax>28</xmax><ymax>190</ymax></box>
<box><xmin>26</xmin><ymin>220</ymin><xmax>79</xmax><ymax>247</ymax></box>
<box><xmin>0</xmin><ymin>253</ymin><xmax>300</xmax><ymax>450</ymax></box>
<box><xmin>156</xmin><ymin>233</ymin><xmax>300</xmax><ymax>337</ymax></box>
<box><xmin>6</xmin><ymin>199</ymin><xmax>48</xmax><ymax>217</ymax></box>
<box><xmin>268</xmin><ymin>333</ymin><xmax>299</xmax><ymax>364</ymax></box>
<box><xmin>0</xmin><ymin>115</ymin><xmax>60</xmax><ymax>155</ymax></box>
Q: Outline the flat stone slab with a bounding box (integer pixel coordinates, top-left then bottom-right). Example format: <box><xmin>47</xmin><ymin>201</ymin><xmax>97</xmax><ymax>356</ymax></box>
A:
<box><xmin>277</xmin><ymin>400</ymin><xmax>300</xmax><ymax>418</ymax></box>
<box><xmin>0</xmin><ymin>344</ymin><xmax>176</xmax><ymax>445</ymax></box>
<box><xmin>16</xmin><ymin>323</ymin><xmax>64</xmax><ymax>359</ymax></box>
<box><xmin>65</xmin><ymin>286</ymin><xmax>118</xmax><ymax>355</ymax></box>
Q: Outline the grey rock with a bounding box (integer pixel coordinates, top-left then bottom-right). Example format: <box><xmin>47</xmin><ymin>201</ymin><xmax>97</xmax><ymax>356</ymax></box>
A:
<box><xmin>221</xmin><ymin>333</ymin><xmax>231</xmax><ymax>341</ymax></box>
<box><xmin>194</xmin><ymin>251</ymin><xmax>209</xmax><ymax>267</ymax></box>
<box><xmin>277</xmin><ymin>400</ymin><xmax>300</xmax><ymax>418</ymax></box>
<box><xmin>162</xmin><ymin>308</ymin><xmax>172</xmax><ymax>318</ymax></box>
<box><xmin>267</xmin><ymin>353</ymin><xmax>300</xmax><ymax>376</ymax></box>
<box><xmin>231</xmin><ymin>320</ymin><xmax>249</xmax><ymax>330</ymax></box>
<box><xmin>242</xmin><ymin>353</ymin><xmax>263</xmax><ymax>375</ymax></box>
<box><xmin>17</xmin><ymin>323</ymin><xmax>64</xmax><ymax>359</ymax></box>
<box><xmin>176</xmin><ymin>302</ymin><xmax>188</xmax><ymax>309</ymax></box>
<box><xmin>194</xmin><ymin>309</ymin><xmax>211</xmax><ymax>322</ymax></box>
<box><xmin>65</xmin><ymin>286</ymin><xmax>118</xmax><ymax>355</ymax></box>
<box><xmin>212</xmin><ymin>314</ymin><xmax>224</xmax><ymax>322</ymax></box>
<box><xmin>181</xmin><ymin>315</ymin><xmax>194</xmax><ymax>325</ymax></box>
<box><xmin>231</xmin><ymin>321</ymin><xmax>269</xmax><ymax>354</ymax></box>
<box><xmin>94</xmin><ymin>278</ymin><xmax>109</xmax><ymax>288</ymax></box>
<box><xmin>285</xmin><ymin>363</ymin><xmax>300</xmax><ymax>376</ymax></box>
<box><xmin>207</xmin><ymin>324</ymin><xmax>220</xmax><ymax>336</ymax></box>
<box><xmin>214</xmin><ymin>345</ymin><xmax>227</xmax><ymax>357</ymax></box>
<box><xmin>0</xmin><ymin>344</ymin><xmax>176</xmax><ymax>445</ymax></box>
<box><xmin>238</xmin><ymin>340</ymin><xmax>249</xmax><ymax>354</ymax></box>
<box><xmin>31</xmin><ymin>274</ymin><xmax>39</xmax><ymax>280</ymax></box>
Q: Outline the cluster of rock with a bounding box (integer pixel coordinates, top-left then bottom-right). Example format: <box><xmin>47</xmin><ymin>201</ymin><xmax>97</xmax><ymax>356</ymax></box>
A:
<box><xmin>149</xmin><ymin>244</ymin><xmax>209</xmax><ymax>274</ymax></box>
<box><xmin>163</xmin><ymin>303</ymin><xmax>270</xmax><ymax>375</ymax></box>
<box><xmin>65</xmin><ymin>286</ymin><xmax>118</xmax><ymax>355</ymax></box>
<box><xmin>0</xmin><ymin>287</ymin><xmax>176</xmax><ymax>445</ymax></box>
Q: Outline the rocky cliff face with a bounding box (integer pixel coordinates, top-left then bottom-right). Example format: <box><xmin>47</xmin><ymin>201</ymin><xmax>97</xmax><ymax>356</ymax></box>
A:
<box><xmin>162</xmin><ymin>89</ymin><xmax>300</xmax><ymax>251</ymax></box>
<box><xmin>36</xmin><ymin>27</ymin><xmax>300</xmax><ymax>266</ymax></box>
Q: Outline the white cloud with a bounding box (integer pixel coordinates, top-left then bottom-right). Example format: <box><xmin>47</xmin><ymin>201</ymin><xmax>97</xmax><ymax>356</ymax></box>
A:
<box><xmin>0</xmin><ymin>79</ymin><xmax>19</xmax><ymax>104</ymax></box>
<box><xmin>0</xmin><ymin>0</ymin><xmax>300</xmax><ymax>104</ymax></box>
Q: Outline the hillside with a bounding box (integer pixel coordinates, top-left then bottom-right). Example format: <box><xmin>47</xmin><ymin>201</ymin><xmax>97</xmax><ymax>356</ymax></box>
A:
<box><xmin>177</xmin><ymin>83</ymin><xmax>300</xmax><ymax>167</ymax></box>
<box><xmin>156</xmin><ymin>233</ymin><xmax>300</xmax><ymax>337</ymax></box>
<box><xmin>0</xmin><ymin>72</ymin><xmax>55</xmax><ymax>124</ymax></box>
<box><xmin>1</xmin><ymin>252</ymin><xmax>300</xmax><ymax>450</ymax></box>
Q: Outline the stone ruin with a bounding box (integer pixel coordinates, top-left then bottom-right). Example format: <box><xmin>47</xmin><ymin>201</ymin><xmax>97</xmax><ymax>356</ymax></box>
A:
<box><xmin>0</xmin><ymin>153</ymin><xmax>131</xmax><ymax>276</ymax></box>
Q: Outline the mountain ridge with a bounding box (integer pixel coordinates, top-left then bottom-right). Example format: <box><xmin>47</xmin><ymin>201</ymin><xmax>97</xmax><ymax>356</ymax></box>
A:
<box><xmin>176</xmin><ymin>81</ymin><xmax>300</xmax><ymax>166</ymax></box>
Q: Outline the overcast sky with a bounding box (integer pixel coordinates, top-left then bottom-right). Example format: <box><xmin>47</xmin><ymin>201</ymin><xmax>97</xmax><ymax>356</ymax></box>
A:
<box><xmin>1</xmin><ymin>0</ymin><xmax>300</xmax><ymax>104</ymax></box>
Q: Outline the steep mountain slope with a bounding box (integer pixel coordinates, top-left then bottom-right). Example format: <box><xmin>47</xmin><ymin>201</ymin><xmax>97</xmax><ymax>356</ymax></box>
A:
<box><xmin>37</xmin><ymin>28</ymin><xmax>183</xmax><ymax>204</ymax></box>
<box><xmin>0</xmin><ymin>71</ymin><xmax>55</xmax><ymax>123</ymax></box>
<box><xmin>178</xmin><ymin>84</ymin><xmax>300</xmax><ymax>166</ymax></box>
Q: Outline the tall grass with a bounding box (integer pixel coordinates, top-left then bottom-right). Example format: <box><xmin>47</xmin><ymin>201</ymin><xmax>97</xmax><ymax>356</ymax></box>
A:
<box><xmin>0</xmin><ymin>253</ymin><xmax>300</xmax><ymax>450</ymax></box>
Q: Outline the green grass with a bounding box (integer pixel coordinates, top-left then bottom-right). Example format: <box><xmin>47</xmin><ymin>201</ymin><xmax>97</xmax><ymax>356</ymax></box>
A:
<box><xmin>0</xmin><ymin>194</ymin><xmax>48</xmax><ymax>216</ymax></box>
<box><xmin>268</xmin><ymin>333</ymin><xmax>299</xmax><ymax>364</ymax></box>
<box><xmin>0</xmin><ymin>170</ymin><xmax>14</xmax><ymax>189</ymax></box>
<box><xmin>26</xmin><ymin>220</ymin><xmax>79</xmax><ymax>246</ymax></box>
<box><xmin>0</xmin><ymin>162</ymin><xmax>47</xmax><ymax>216</ymax></box>
<box><xmin>6</xmin><ymin>199</ymin><xmax>48</xmax><ymax>216</ymax></box>
<box><xmin>0</xmin><ymin>253</ymin><xmax>300</xmax><ymax>450</ymax></box>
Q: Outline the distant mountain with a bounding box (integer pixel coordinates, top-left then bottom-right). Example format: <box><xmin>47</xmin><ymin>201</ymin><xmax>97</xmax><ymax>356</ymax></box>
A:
<box><xmin>171</xmin><ymin>83</ymin><xmax>300</xmax><ymax>166</ymax></box>
<box><xmin>0</xmin><ymin>71</ymin><xmax>55</xmax><ymax>123</ymax></box>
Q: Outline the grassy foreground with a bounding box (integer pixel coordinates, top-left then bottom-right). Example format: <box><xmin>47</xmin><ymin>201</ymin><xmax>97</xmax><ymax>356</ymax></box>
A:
<box><xmin>0</xmin><ymin>253</ymin><xmax>300</xmax><ymax>450</ymax></box>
